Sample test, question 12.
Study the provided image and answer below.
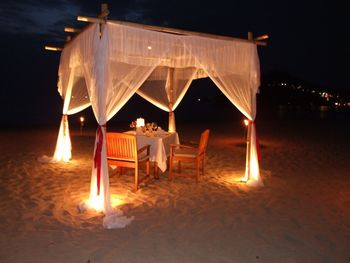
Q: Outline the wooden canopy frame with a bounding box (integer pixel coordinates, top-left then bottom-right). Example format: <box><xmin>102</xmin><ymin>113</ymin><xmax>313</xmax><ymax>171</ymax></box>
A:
<box><xmin>45</xmin><ymin>3</ymin><xmax>268</xmax><ymax>51</ymax></box>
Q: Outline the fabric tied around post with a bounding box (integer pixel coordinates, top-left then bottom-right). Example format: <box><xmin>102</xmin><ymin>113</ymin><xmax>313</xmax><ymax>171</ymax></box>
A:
<box><xmin>94</xmin><ymin>124</ymin><xmax>106</xmax><ymax>195</ymax></box>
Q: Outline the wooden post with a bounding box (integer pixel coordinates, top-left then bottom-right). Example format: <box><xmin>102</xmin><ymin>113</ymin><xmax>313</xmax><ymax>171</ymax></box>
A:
<box><xmin>248</xmin><ymin>31</ymin><xmax>254</xmax><ymax>41</ymax></box>
<box><xmin>244</xmin><ymin>76</ymin><xmax>254</xmax><ymax>182</ymax></box>
<box><xmin>76</xmin><ymin>15</ymin><xmax>267</xmax><ymax>45</ymax></box>
<box><xmin>98</xmin><ymin>3</ymin><xmax>109</xmax><ymax>38</ymax></box>
<box><xmin>245</xmin><ymin>121</ymin><xmax>252</xmax><ymax>182</ymax></box>
<box><xmin>168</xmin><ymin>68</ymin><xmax>176</xmax><ymax>132</ymax></box>
<box><xmin>44</xmin><ymin>46</ymin><xmax>63</xmax><ymax>51</ymax></box>
<box><xmin>100</xmin><ymin>3</ymin><xmax>109</xmax><ymax>17</ymax></box>
<box><xmin>64</xmin><ymin>27</ymin><xmax>82</xmax><ymax>33</ymax></box>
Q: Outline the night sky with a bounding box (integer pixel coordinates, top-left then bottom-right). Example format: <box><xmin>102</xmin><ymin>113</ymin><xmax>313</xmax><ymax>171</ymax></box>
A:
<box><xmin>0</xmin><ymin>0</ymin><xmax>348</xmax><ymax>127</ymax></box>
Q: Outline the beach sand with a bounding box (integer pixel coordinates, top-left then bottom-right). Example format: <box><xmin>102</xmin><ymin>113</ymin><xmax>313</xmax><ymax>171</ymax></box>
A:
<box><xmin>1</xmin><ymin>119</ymin><xmax>350</xmax><ymax>263</ymax></box>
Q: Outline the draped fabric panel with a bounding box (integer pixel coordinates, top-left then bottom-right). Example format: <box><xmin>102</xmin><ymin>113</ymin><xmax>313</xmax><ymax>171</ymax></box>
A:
<box><xmin>52</xmin><ymin>67</ymin><xmax>75</xmax><ymax>163</ymax></box>
<box><xmin>183</xmin><ymin>36</ymin><xmax>262</xmax><ymax>186</ymax></box>
<box><xmin>105</xmin><ymin>62</ymin><xmax>157</xmax><ymax>120</ymax></box>
<box><xmin>136</xmin><ymin>67</ymin><xmax>198</xmax><ymax>112</ymax></box>
<box><xmin>184</xmin><ymin>36</ymin><xmax>259</xmax><ymax>119</ymax></box>
<box><xmin>67</xmin><ymin>24</ymin><xmax>112</xmax><ymax>213</ymax></box>
<box><xmin>67</xmin><ymin>74</ymin><xmax>91</xmax><ymax>114</ymax></box>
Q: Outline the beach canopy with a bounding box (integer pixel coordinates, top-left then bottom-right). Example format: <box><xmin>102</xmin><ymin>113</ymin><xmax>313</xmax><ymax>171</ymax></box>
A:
<box><xmin>52</xmin><ymin>21</ymin><xmax>262</xmax><ymax>215</ymax></box>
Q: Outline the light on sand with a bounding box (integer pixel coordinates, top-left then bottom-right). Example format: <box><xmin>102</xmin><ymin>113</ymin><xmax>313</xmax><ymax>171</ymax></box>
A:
<box><xmin>230</xmin><ymin>176</ymin><xmax>248</xmax><ymax>184</ymax></box>
<box><xmin>88</xmin><ymin>194</ymin><xmax>105</xmax><ymax>212</ymax></box>
<box><xmin>110</xmin><ymin>194</ymin><xmax>125</xmax><ymax>207</ymax></box>
<box><xmin>87</xmin><ymin>194</ymin><xmax>125</xmax><ymax>212</ymax></box>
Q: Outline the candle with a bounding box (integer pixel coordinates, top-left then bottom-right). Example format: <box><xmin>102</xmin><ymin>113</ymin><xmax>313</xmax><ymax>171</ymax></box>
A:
<box><xmin>136</xmin><ymin>118</ymin><xmax>145</xmax><ymax>127</ymax></box>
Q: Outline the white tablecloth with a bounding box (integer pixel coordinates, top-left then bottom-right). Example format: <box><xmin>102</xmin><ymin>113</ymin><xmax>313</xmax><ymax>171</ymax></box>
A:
<box><xmin>126</xmin><ymin>130</ymin><xmax>180</xmax><ymax>172</ymax></box>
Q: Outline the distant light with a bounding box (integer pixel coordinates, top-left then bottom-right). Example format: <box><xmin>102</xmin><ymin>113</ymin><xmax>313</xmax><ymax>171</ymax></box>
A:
<box><xmin>80</xmin><ymin>116</ymin><xmax>85</xmax><ymax>123</ymax></box>
<box><xmin>197</xmin><ymin>98</ymin><xmax>201</xmax><ymax>102</ymax></box>
<box><xmin>243</xmin><ymin>119</ymin><xmax>249</xmax><ymax>126</ymax></box>
<box><xmin>147</xmin><ymin>46</ymin><xmax>152</xmax><ymax>50</ymax></box>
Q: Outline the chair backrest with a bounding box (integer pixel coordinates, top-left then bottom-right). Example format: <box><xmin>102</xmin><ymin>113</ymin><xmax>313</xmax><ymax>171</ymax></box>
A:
<box><xmin>198</xmin><ymin>129</ymin><xmax>210</xmax><ymax>156</ymax></box>
<box><xmin>106</xmin><ymin>132</ymin><xmax>138</xmax><ymax>162</ymax></box>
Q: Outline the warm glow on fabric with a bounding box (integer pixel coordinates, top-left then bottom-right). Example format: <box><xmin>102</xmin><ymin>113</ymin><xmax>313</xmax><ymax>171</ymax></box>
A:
<box><xmin>168</xmin><ymin>111</ymin><xmax>176</xmax><ymax>132</ymax></box>
<box><xmin>53</xmin><ymin>115</ymin><xmax>72</xmax><ymax>162</ymax></box>
<box><xmin>88</xmin><ymin>193</ymin><xmax>104</xmax><ymax>212</ymax></box>
<box><xmin>87</xmin><ymin>188</ymin><xmax>124</xmax><ymax>212</ymax></box>
<box><xmin>246</xmin><ymin>123</ymin><xmax>263</xmax><ymax>186</ymax></box>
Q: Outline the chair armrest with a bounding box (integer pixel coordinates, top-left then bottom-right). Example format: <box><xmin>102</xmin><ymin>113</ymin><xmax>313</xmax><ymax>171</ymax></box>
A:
<box><xmin>138</xmin><ymin>144</ymin><xmax>150</xmax><ymax>155</ymax></box>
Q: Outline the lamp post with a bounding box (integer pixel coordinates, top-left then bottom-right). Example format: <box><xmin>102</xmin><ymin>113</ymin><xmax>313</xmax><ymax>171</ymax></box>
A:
<box><xmin>243</xmin><ymin>119</ymin><xmax>249</xmax><ymax>139</ymax></box>
<box><xmin>80</xmin><ymin>116</ymin><xmax>85</xmax><ymax>135</ymax></box>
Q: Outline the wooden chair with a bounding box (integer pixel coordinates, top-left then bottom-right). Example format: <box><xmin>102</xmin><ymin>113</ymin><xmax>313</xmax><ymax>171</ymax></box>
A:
<box><xmin>106</xmin><ymin>132</ymin><xmax>150</xmax><ymax>192</ymax></box>
<box><xmin>169</xmin><ymin>129</ymin><xmax>210</xmax><ymax>182</ymax></box>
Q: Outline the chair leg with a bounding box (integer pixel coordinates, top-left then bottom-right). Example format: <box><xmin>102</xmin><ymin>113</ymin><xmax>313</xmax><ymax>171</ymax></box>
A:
<box><xmin>202</xmin><ymin>157</ymin><xmax>205</xmax><ymax>176</ymax></box>
<box><xmin>134</xmin><ymin>166</ymin><xmax>138</xmax><ymax>192</ymax></box>
<box><xmin>146</xmin><ymin>160</ymin><xmax>150</xmax><ymax>177</ymax></box>
<box><xmin>154</xmin><ymin>161</ymin><xmax>159</xmax><ymax>179</ymax></box>
<box><xmin>169</xmin><ymin>156</ymin><xmax>173</xmax><ymax>181</ymax></box>
<box><xmin>116</xmin><ymin>167</ymin><xmax>122</xmax><ymax>177</ymax></box>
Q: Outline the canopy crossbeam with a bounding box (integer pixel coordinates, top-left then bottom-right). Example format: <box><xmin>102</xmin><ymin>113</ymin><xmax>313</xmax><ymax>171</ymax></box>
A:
<box><xmin>45</xmin><ymin>3</ymin><xmax>268</xmax><ymax>51</ymax></box>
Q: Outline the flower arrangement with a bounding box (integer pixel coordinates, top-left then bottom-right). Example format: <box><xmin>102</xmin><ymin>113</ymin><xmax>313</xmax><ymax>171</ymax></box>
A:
<box><xmin>129</xmin><ymin>120</ymin><xmax>137</xmax><ymax>129</ymax></box>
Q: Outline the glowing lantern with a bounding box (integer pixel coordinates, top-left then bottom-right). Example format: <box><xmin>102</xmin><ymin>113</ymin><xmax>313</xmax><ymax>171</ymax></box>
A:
<box><xmin>79</xmin><ymin>116</ymin><xmax>85</xmax><ymax>135</ymax></box>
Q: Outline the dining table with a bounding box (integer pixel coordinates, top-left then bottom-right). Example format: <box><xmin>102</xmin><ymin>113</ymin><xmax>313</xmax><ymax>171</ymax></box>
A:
<box><xmin>125</xmin><ymin>129</ymin><xmax>180</xmax><ymax>176</ymax></box>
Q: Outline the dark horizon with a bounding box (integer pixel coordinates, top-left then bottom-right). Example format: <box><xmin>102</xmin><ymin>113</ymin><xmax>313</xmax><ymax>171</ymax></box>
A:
<box><xmin>0</xmin><ymin>0</ymin><xmax>348</xmax><ymax>128</ymax></box>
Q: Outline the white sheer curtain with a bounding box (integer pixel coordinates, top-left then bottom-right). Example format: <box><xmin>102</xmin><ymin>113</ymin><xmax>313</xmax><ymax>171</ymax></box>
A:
<box><xmin>136</xmin><ymin>66</ymin><xmax>199</xmax><ymax>131</ymax></box>
<box><xmin>61</xmin><ymin>24</ymin><xmax>165</xmax><ymax>226</ymax></box>
<box><xmin>184</xmin><ymin>36</ymin><xmax>262</xmax><ymax>186</ymax></box>
<box><xmin>137</xmin><ymin>67</ymin><xmax>198</xmax><ymax>112</ymax></box>
<box><xmin>46</xmin><ymin>44</ymin><xmax>91</xmax><ymax>164</ymax></box>
<box><xmin>55</xmin><ymin>21</ymin><xmax>263</xmax><ymax>227</ymax></box>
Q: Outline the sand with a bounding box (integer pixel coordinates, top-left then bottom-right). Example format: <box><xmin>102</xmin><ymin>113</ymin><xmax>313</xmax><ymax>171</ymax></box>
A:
<box><xmin>1</xmin><ymin>119</ymin><xmax>350</xmax><ymax>263</ymax></box>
